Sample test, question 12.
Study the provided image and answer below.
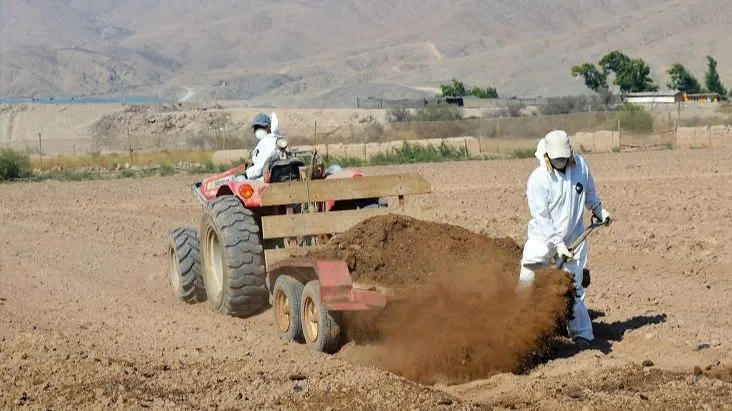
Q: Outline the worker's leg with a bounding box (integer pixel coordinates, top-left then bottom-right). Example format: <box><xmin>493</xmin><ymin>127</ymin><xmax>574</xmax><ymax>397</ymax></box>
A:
<box><xmin>563</xmin><ymin>239</ymin><xmax>594</xmax><ymax>341</ymax></box>
<box><xmin>517</xmin><ymin>237</ymin><xmax>553</xmax><ymax>290</ymax></box>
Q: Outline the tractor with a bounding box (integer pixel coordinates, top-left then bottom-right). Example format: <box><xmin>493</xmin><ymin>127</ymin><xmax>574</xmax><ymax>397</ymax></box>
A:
<box><xmin>166</xmin><ymin>138</ymin><xmax>431</xmax><ymax>352</ymax></box>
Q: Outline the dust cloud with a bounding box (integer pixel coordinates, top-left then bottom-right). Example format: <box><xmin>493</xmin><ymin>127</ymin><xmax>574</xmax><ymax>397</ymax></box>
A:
<box><xmin>315</xmin><ymin>215</ymin><xmax>575</xmax><ymax>385</ymax></box>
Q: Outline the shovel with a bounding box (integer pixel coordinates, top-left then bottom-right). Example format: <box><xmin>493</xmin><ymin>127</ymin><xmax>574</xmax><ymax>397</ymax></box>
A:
<box><xmin>555</xmin><ymin>214</ymin><xmax>611</xmax><ymax>270</ymax></box>
<box><xmin>523</xmin><ymin>214</ymin><xmax>611</xmax><ymax>288</ymax></box>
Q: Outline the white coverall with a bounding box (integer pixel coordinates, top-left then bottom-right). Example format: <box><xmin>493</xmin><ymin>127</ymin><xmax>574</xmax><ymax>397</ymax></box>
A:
<box><xmin>518</xmin><ymin>138</ymin><xmax>601</xmax><ymax>341</ymax></box>
<box><xmin>245</xmin><ymin>112</ymin><xmax>281</xmax><ymax>181</ymax></box>
<box><xmin>245</xmin><ymin>133</ymin><xmax>280</xmax><ymax>181</ymax></box>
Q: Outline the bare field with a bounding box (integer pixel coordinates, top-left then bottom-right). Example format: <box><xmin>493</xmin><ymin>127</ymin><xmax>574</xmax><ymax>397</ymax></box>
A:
<box><xmin>1</xmin><ymin>147</ymin><xmax>731</xmax><ymax>410</ymax></box>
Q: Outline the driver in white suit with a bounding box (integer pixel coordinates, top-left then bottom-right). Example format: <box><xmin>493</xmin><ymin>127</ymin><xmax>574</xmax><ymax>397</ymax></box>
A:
<box><xmin>245</xmin><ymin>112</ymin><xmax>281</xmax><ymax>181</ymax></box>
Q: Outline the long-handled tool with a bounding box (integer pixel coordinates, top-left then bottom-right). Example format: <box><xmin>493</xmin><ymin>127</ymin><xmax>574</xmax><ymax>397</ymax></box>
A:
<box><xmin>523</xmin><ymin>214</ymin><xmax>610</xmax><ymax>288</ymax></box>
<box><xmin>555</xmin><ymin>214</ymin><xmax>610</xmax><ymax>288</ymax></box>
<box><xmin>555</xmin><ymin>214</ymin><xmax>611</xmax><ymax>269</ymax></box>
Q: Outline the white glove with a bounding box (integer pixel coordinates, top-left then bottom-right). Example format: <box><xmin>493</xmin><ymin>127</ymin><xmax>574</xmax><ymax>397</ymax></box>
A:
<box><xmin>556</xmin><ymin>242</ymin><xmax>574</xmax><ymax>260</ymax></box>
<box><xmin>593</xmin><ymin>206</ymin><xmax>611</xmax><ymax>224</ymax></box>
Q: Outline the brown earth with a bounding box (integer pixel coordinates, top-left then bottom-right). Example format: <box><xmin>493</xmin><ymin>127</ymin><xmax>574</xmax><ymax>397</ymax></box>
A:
<box><xmin>308</xmin><ymin>213</ymin><xmax>523</xmax><ymax>288</ymax></box>
<box><xmin>311</xmin><ymin>214</ymin><xmax>575</xmax><ymax>385</ymax></box>
<box><xmin>1</xmin><ymin>147</ymin><xmax>732</xmax><ymax>410</ymax></box>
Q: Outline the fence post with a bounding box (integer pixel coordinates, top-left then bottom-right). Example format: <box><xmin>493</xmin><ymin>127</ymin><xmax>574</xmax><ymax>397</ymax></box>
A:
<box><xmin>38</xmin><ymin>132</ymin><xmax>43</xmax><ymax>171</ymax></box>
<box><xmin>127</xmin><ymin>112</ymin><xmax>133</xmax><ymax>166</ymax></box>
<box><xmin>496</xmin><ymin>118</ymin><xmax>500</xmax><ymax>153</ymax></box>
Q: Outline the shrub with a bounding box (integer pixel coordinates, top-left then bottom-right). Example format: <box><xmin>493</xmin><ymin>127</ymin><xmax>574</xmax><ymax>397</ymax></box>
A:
<box><xmin>511</xmin><ymin>148</ymin><xmax>535</xmax><ymax>159</ymax></box>
<box><xmin>614</xmin><ymin>102</ymin><xmax>654</xmax><ymax>134</ymax></box>
<box><xmin>540</xmin><ymin>96</ymin><xmax>586</xmax><ymax>115</ymax></box>
<box><xmin>411</xmin><ymin>105</ymin><xmax>463</xmax><ymax>122</ymax></box>
<box><xmin>0</xmin><ymin>149</ymin><xmax>33</xmax><ymax>181</ymax></box>
<box><xmin>386</xmin><ymin>108</ymin><xmax>410</xmax><ymax>123</ymax></box>
<box><xmin>158</xmin><ymin>163</ymin><xmax>177</xmax><ymax>176</ymax></box>
<box><xmin>507</xmin><ymin>101</ymin><xmax>525</xmax><ymax>117</ymax></box>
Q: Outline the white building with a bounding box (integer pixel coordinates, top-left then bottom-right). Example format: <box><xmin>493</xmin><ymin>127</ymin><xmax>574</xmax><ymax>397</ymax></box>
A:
<box><xmin>625</xmin><ymin>91</ymin><xmax>683</xmax><ymax>104</ymax></box>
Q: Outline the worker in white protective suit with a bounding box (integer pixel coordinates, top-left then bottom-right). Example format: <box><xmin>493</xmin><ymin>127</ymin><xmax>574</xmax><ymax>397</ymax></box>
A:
<box><xmin>245</xmin><ymin>112</ymin><xmax>281</xmax><ymax>181</ymax></box>
<box><xmin>518</xmin><ymin>130</ymin><xmax>611</xmax><ymax>350</ymax></box>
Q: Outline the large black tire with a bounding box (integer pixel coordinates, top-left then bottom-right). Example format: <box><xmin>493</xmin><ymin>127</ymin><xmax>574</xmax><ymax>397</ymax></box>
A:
<box><xmin>199</xmin><ymin>196</ymin><xmax>268</xmax><ymax>317</ymax></box>
<box><xmin>166</xmin><ymin>227</ymin><xmax>205</xmax><ymax>303</ymax></box>
<box><xmin>272</xmin><ymin>275</ymin><xmax>305</xmax><ymax>342</ymax></box>
<box><xmin>300</xmin><ymin>280</ymin><xmax>343</xmax><ymax>354</ymax></box>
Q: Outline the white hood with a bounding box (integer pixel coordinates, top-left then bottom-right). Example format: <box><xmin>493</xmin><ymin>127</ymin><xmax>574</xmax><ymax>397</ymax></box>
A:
<box><xmin>270</xmin><ymin>112</ymin><xmax>279</xmax><ymax>135</ymax></box>
<box><xmin>535</xmin><ymin>138</ymin><xmax>546</xmax><ymax>165</ymax></box>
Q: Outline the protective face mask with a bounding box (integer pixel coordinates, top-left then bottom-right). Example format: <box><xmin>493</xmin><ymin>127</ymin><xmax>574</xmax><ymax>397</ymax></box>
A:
<box><xmin>550</xmin><ymin>157</ymin><xmax>568</xmax><ymax>169</ymax></box>
<box><xmin>255</xmin><ymin>129</ymin><xmax>268</xmax><ymax>140</ymax></box>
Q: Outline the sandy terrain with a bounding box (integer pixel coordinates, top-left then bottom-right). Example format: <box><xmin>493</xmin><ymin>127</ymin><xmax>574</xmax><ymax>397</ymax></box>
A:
<box><xmin>1</xmin><ymin>147</ymin><xmax>731</xmax><ymax>410</ymax></box>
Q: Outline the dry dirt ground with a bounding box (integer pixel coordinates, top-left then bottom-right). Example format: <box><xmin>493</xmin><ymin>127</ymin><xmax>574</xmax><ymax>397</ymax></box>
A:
<box><xmin>1</xmin><ymin>147</ymin><xmax>731</xmax><ymax>410</ymax></box>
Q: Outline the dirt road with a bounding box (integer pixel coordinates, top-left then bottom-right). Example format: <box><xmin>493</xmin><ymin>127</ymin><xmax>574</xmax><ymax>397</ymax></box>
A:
<box><xmin>1</xmin><ymin>147</ymin><xmax>731</xmax><ymax>410</ymax></box>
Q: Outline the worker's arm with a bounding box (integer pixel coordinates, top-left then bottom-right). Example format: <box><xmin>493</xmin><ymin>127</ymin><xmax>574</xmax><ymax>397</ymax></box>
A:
<box><xmin>579</xmin><ymin>156</ymin><xmax>601</xmax><ymax>212</ymax></box>
<box><xmin>245</xmin><ymin>139</ymin><xmax>269</xmax><ymax>179</ymax></box>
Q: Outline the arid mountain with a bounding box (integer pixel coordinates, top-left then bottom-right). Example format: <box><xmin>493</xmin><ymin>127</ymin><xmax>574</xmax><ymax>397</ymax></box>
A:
<box><xmin>1</xmin><ymin>0</ymin><xmax>730</xmax><ymax>107</ymax></box>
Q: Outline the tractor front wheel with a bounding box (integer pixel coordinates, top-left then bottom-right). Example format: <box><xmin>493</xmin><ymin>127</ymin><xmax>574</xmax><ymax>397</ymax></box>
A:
<box><xmin>200</xmin><ymin>196</ymin><xmax>268</xmax><ymax>318</ymax></box>
<box><xmin>300</xmin><ymin>280</ymin><xmax>342</xmax><ymax>354</ymax></box>
<box><xmin>166</xmin><ymin>227</ymin><xmax>205</xmax><ymax>303</ymax></box>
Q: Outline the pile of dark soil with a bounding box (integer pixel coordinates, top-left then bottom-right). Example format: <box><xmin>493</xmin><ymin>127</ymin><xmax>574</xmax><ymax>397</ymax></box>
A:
<box><xmin>308</xmin><ymin>214</ymin><xmax>523</xmax><ymax>288</ymax></box>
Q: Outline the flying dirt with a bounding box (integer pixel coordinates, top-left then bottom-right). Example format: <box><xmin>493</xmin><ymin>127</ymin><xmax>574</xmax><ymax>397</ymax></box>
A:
<box><xmin>310</xmin><ymin>214</ymin><xmax>576</xmax><ymax>384</ymax></box>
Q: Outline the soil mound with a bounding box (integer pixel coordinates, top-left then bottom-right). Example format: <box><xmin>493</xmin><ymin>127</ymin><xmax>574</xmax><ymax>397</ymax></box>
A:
<box><xmin>313</xmin><ymin>214</ymin><xmax>575</xmax><ymax>385</ymax></box>
<box><xmin>308</xmin><ymin>214</ymin><xmax>523</xmax><ymax>288</ymax></box>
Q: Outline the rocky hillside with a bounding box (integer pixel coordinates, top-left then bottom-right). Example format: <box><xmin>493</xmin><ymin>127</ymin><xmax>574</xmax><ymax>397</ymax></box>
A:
<box><xmin>1</xmin><ymin>0</ymin><xmax>730</xmax><ymax>106</ymax></box>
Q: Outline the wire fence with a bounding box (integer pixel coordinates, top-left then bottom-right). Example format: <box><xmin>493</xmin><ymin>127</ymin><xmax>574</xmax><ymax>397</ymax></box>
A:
<box><xmin>4</xmin><ymin>105</ymin><xmax>732</xmax><ymax>158</ymax></box>
<box><xmin>282</xmin><ymin>109</ymin><xmax>732</xmax><ymax>147</ymax></box>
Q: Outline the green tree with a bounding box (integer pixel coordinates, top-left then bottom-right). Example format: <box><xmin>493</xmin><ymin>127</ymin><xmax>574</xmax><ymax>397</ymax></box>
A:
<box><xmin>704</xmin><ymin>56</ymin><xmax>727</xmax><ymax>98</ymax></box>
<box><xmin>440</xmin><ymin>79</ymin><xmax>467</xmax><ymax>97</ymax></box>
<box><xmin>570</xmin><ymin>63</ymin><xmax>608</xmax><ymax>92</ymax></box>
<box><xmin>614</xmin><ymin>58</ymin><xmax>659</xmax><ymax>93</ymax></box>
<box><xmin>666</xmin><ymin>63</ymin><xmax>702</xmax><ymax>94</ymax></box>
<box><xmin>470</xmin><ymin>85</ymin><xmax>498</xmax><ymax>99</ymax></box>
<box><xmin>598</xmin><ymin>50</ymin><xmax>632</xmax><ymax>74</ymax></box>
<box><xmin>572</xmin><ymin>50</ymin><xmax>659</xmax><ymax>94</ymax></box>
<box><xmin>440</xmin><ymin>78</ymin><xmax>498</xmax><ymax>98</ymax></box>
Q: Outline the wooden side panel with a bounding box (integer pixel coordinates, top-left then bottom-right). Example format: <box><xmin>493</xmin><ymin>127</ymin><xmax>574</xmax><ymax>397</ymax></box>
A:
<box><xmin>262</xmin><ymin>208</ymin><xmax>420</xmax><ymax>239</ymax></box>
<box><xmin>258</xmin><ymin>173</ymin><xmax>431</xmax><ymax>206</ymax></box>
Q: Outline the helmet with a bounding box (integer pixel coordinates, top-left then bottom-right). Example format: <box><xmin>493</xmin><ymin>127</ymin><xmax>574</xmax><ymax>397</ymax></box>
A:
<box><xmin>543</xmin><ymin>130</ymin><xmax>571</xmax><ymax>159</ymax></box>
<box><xmin>251</xmin><ymin>113</ymin><xmax>271</xmax><ymax>129</ymax></box>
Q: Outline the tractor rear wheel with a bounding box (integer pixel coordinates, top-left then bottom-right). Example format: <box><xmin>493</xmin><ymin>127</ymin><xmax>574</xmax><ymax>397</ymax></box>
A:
<box><xmin>300</xmin><ymin>280</ymin><xmax>342</xmax><ymax>353</ymax></box>
<box><xmin>166</xmin><ymin>227</ymin><xmax>206</xmax><ymax>303</ymax></box>
<box><xmin>200</xmin><ymin>195</ymin><xmax>268</xmax><ymax>318</ymax></box>
<box><xmin>272</xmin><ymin>275</ymin><xmax>305</xmax><ymax>342</ymax></box>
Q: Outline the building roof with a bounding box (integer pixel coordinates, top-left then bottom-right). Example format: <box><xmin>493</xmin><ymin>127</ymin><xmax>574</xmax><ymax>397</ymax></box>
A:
<box><xmin>626</xmin><ymin>91</ymin><xmax>682</xmax><ymax>97</ymax></box>
<box><xmin>686</xmin><ymin>93</ymin><xmax>720</xmax><ymax>97</ymax></box>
